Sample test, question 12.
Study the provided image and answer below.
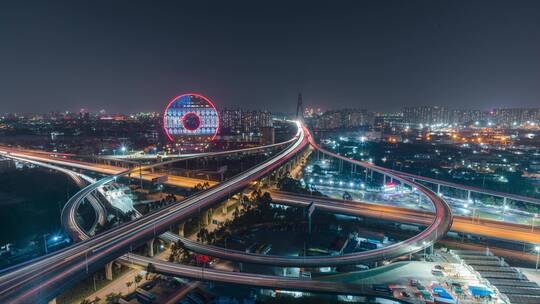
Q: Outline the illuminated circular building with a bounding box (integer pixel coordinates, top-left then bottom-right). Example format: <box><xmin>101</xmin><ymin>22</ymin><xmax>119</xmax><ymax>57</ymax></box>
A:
<box><xmin>163</xmin><ymin>93</ymin><xmax>220</xmax><ymax>149</ymax></box>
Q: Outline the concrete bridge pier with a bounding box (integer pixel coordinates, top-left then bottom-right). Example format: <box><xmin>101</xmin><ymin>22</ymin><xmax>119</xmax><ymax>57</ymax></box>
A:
<box><xmin>178</xmin><ymin>223</ymin><xmax>185</xmax><ymax>237</ymax></box>
<box><xmin>105</xmin><ymin>262</ymin><xmax>113</xmax><ymax>281</ymax></box>
<box><xmin>147</xmin><ymin>239</ymin><xmax>155</xmax><ymax>257</ymax></box>
<box><xmin>222</xmin><ymin>200</ymin><xmax>228</xmax><ymax>215</ymax></box>
<box><xmin>201</xmin><ymin>210</ymin><xmax>209</xmax><ymax>226</ymax></box>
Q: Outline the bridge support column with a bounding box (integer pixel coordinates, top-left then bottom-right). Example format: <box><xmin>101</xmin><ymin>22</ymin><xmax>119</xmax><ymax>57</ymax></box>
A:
<box><xmin>201</xmin><ymin>210</ymin><xmax>209</xmax><ymax>226</ymax></box>
<box><xmin>503</xmin><ymin>197</ymin><xmax>507</xmax><ymax>206</ymax></box>
<box><xmin>105</xmin><ymin>262</ymin><xmax>113</xmax><ymax>281</ymax></box>
<box><xmin>178</xmin><ymin>223</ymin><xmax>185</xmax><ymax>237</ymax></box>
<box><xmin>383</xmin><ymin>175</ymin><xmax>387</xmax><ymax>184</ymax></box>
<box><xmin>222</xmin><ymin>200</ymin><xmax>228</xmax><ymax>215</ymax></box>
<box><xmin>48</xmin><ymin>298</ymin><xmax>57</xmax><ymax>304</ymax></box>
<box><xmin>437</xmin><ymin>184</ymin><xmax>441</xmax><ymax>195</ymax></box>
<box><xmin>147</xmin><ymin>239</ymin><xmax>155</xmax><ymax>257</ymax></box>
<box><xmin>467</xmin><ymin>190</ymin><xmax>472</xmax><ymax>202</ymax></box>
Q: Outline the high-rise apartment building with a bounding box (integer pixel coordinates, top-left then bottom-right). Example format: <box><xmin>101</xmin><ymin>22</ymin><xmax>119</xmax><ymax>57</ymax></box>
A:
<box><xmin>491</xmin><ymin>108</ymin><xmax>540</xmax><ymax>126</ymax></box>
<box><xmin>403</xmin><ymin>106</ymin><xmax>450</xmax><ymax>125</ymax></box>
<box><xmin>220</xmin><ymin>108</ymin><xmax>273</xmax><ymax>134</ymax></box>
<box><xmin>309</xmin><ymin>109</ymin><xmax>371</xmax><ymax>130</ymax></box>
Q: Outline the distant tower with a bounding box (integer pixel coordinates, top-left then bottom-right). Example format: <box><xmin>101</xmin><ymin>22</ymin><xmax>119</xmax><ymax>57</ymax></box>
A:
<box><xmin>296</xmin><ymin>93</ymin><xmax>304</xmax><ymax>121</ymax></box>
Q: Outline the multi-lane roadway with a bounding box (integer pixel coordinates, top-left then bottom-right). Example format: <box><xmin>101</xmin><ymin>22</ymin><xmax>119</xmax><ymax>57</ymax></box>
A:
<box><xmin>156</xmin><ymin>190</ymin><xmax>539</xmax><ymax>267</ymax></box>
<box><xmin>3</xmin><ymin>121</ymin><xmax>537</xmax><ymax>303</ymax></box>
<box><xmin>5</xmin><ymin>119</ymin><xmax>535</xmax><ymax>302</ymax></box>
<box><xmin>0</xmin><ymin>122</ymin><xmax>308</xmax><ymax>303</ymax></box>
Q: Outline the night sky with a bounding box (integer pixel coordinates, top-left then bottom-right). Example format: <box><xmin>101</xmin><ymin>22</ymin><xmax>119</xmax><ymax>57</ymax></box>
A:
<box><xmin>1</xmin><ymin>1</ymin><xmax>540</xmax><ymax>114</ymax></box>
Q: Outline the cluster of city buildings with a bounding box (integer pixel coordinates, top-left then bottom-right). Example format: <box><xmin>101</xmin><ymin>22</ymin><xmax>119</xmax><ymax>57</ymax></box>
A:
<box><xmin>304</xmin><ymin>106</ymin><xmax>540</xmax><ymax>130</ymax></box>
<box><xmin>220</xmin><ymin>108</ymin><xmax>273</xmax><ymax>134</ymax></box>
<box><xmin>0</xmin><ymin>107</ymin><xmax>278</xmax><ymax>154</ymax></box>
<box><xmin>2</xmin><ymin>104</ymin><xmax>539</xmax><ymax>156</ymax></box>
<box><xmin>304</xmin><ymin>108</ymin><xmax>372</xmax><ymax>129</ymax></box>
<box><xmin>403</xmin><ymin>106</ymin><xmax>540</xmax><ymax>127</ymax></box>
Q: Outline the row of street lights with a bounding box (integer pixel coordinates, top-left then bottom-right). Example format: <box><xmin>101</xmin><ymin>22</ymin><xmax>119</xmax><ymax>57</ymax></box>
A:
<box><xmin>306</xmin><ymin>178</ymin><xmax>366</xmax><ymax>189</ymax></box>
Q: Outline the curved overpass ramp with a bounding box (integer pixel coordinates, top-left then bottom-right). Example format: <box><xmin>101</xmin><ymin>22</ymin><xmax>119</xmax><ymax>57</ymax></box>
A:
<box><xmin>0</xmin><ymin>123</ymin><xmax>451</xmax><ymax>303</ymax></box>
<box><xmin>0</xmin><ymin>122</ymin><xmax>308</xmax><ymax>303</ymax></box>
<box><xmin>152</xmin><ymin>127</ymin><xmax>453</xmax><ymax>267</ymax></box>
<box><xmin>56</xmin><ymin>126</ymin><xmax>452</xmax><ymax>268</ymax></box>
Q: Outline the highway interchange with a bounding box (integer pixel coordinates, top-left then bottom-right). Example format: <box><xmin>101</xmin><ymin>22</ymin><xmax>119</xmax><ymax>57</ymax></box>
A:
<box><xmin>0</xmin><ymin>122</ymin><xmax>310</xmax><ymax>303</ymax></box>
<box><xmin>0</xmin><ymin>121</ymin><xmax>538</xmax><ymax>303</ymax></box>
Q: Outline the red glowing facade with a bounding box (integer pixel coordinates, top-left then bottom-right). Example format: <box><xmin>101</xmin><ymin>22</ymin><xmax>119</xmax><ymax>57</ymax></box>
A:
<box><xmin>163</xmin><ymin>93</ymin><xmax>220</xmax><ymax>142</ymax></box>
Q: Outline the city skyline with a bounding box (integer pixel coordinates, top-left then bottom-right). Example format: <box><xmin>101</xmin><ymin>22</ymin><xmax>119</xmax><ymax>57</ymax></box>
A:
<box><xmin>2</xmin><ymin>1</ymin><xmax>540</xmax><ymax>113</ymax></box>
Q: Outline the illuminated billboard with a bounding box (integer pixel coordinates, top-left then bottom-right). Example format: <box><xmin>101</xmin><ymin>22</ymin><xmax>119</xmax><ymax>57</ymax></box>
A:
<box><xmin>163</xmin><ymin>93</ymin><xmax>220</xmax><ymax>142</ymax></box>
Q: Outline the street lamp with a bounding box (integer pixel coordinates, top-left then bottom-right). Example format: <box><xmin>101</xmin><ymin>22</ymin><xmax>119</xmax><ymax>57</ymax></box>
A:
<box><xmin>535</xmin><ymin>246</ymin><xmax>540</xmax><ymax>271</ymax></box>
<box><xmin>42</xmin><ymin>234</ymin><xmax>49</xmax><ymax>255</ymax></box>
<box><xmin>470</xmin><ymin>207</ymin><xmax>477</xmax><ymax>223</ymax></box>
